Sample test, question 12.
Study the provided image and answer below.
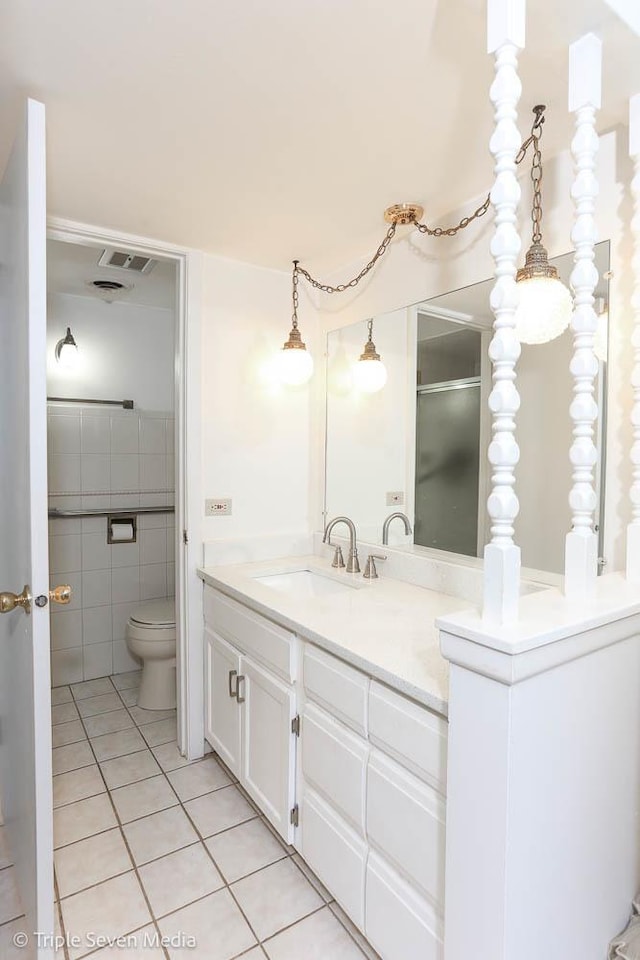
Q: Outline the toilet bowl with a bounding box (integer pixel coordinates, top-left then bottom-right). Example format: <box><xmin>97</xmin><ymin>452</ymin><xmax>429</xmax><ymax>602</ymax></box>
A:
<box><xmin>126</xmin><ymin>599</ymin><xmax>176</xmax><ymax>710</ymax></box>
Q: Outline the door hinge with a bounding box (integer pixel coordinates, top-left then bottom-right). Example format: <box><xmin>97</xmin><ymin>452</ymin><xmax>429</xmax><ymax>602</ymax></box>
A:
<box><xmin>290</xmin><ymin>804</ymin><xmax>299</xmax><ymax>828</ymax></box>
<box><xmin>183</xmin><ymin>529</ymin><xmax>189</xmax><ymax>545</ymax></box>
<box><xmin>291</xmin><ymin>714</ymin><xmax>300</xmax><ymax>737</ymax></box>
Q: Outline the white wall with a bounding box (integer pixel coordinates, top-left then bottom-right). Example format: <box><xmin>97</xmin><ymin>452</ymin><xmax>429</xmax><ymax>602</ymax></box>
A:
<box><xmin>47</xmin><ymin>292</ymin><xmax>175</xmax><ymax>412</ymax></box>
<box><xmin>200</xmin><ymin>255</ymin><xmax>314</xmax><ymax>547</ymax></box>
<box><xmin>314</xmin><ymin>129</ymin><xmax>633</xmax><ymax>574</ymax></box>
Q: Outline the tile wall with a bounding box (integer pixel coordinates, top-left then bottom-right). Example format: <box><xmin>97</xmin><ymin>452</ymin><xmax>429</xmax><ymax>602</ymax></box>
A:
<box><xmin>47</xmin><ymin>405</ymin><xmax>175</xmax><ymax>686</ymax></box>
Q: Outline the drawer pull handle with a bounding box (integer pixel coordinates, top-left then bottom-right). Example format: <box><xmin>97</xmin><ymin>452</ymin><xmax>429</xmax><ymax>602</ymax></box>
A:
<box><xmin>228</xmin><ymin>669</ymin><xmax>238</xmax><ymax>699</ymax></box>
<box><xmin>236</xmin><ymin>674</ymin><xmax>246</xmax><ymax>704</ymax></box>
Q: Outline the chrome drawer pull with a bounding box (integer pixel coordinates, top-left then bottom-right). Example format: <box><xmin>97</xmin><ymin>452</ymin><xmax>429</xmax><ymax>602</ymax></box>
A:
<box><xmin>228</xmin><ymin>669</ymin><xmax>238</xmax><ymax>699</ymax></box>
<box><xmin>236</xmin><ymin>675</ymin><xmax>246</xmax><ymax>704</ymax></box>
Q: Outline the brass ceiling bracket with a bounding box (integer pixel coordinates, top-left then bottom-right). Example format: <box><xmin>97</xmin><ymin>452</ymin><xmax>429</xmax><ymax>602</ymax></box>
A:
<box><xmin>384</xmin><ymin>203</ymin><xmax>424</xmax><ymax>225</ymax></box>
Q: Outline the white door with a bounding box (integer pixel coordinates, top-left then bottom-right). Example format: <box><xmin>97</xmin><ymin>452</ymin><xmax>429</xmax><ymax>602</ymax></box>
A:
<box><xmin>241</xmin><ymin>657</ymin><xmax>296</xmax><ymax>842</ymax></box>
<box><xmin>204</xmin><ymin>629</ymin><xmax>241</xmax><ymax>776</ymax></box>
<box><xmin>0</xmin><ymin>99</ymin><xmax>54</xmax><ymax>955</ymax></box>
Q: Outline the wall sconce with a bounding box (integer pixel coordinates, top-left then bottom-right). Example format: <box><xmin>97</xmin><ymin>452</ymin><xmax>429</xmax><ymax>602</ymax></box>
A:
<box><xmin>514</xmin><ymin>106</ymin><xmax>573</xmax><ymax>345</ymax></box>
<box><xmin>54</xmin><ymin>327</ymin><xmax>78</xmax><ymax>368</ymax></box>
<box><xmin>353</xmin><ymin>320</ymin><xmax>387</xmax><ymax>393</ymax></box>
<box><xmin>285</xmin><ymin>105</ymin><xmax>569</xmax><ymax>377</ymax></box>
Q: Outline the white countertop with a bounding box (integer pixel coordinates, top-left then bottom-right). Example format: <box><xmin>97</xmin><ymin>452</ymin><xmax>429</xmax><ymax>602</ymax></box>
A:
<box><xmin>198</xmin><ymin>555</ymin><xmax>471</xmax><ymax>717</ymax></box>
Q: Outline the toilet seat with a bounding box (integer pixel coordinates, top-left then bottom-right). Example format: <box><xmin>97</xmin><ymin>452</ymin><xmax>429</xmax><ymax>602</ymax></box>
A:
<box><xmin>130</xmin><ymin>599</ymin><xmax>175</xmax><ymax>629</ymax></box>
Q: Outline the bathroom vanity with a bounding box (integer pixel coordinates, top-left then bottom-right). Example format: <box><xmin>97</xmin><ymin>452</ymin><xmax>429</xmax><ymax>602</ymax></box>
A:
<box><xmin>198</xmin><ymin>557</ymin><xmax>458</xmax><ymax>960</ymax></box>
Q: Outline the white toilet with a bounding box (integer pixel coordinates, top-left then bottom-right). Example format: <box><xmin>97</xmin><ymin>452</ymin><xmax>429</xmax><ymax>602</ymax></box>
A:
<box><xmin>126</xmin><ymin>599</ymin><xmax>176</xmax><ymax>710</ymax></box>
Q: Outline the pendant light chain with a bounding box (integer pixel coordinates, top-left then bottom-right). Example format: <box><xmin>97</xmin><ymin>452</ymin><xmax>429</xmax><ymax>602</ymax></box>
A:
<box><xmin>291</xmin><ymin>259</ymin><xmax>300</xmax><ymax>330</ymax></box>
<box><xmin>292</xmin><ymin>110</ymin><xmax>545</xmax><ymax>298</ymax></box>
<box><xmin>521</xmin><ymin>105</ymin><xmax>546</xmax><ymax>246</ymax></box>
<box><xmin>295</xmin><ymin>223</ymin><xmax>398</xmax><ymax>296</ymax></box>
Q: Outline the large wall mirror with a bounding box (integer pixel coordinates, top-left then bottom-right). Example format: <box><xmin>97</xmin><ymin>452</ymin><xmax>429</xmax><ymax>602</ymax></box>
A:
<box><xmin>324</xmin><ymin>241</ymin><xmax>610</xmax><ymax>575</ymax></box>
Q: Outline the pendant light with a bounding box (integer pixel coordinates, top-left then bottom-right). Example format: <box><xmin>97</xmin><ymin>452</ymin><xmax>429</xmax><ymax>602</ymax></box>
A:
<box><xmin>54</xmin><ymin>327</ymin><xmax>79</xmax><ymax>368</ymax></box>
<box><xmin>515</xmin><ymin>105</ymin><xmax>573</xmax><ymax>345</ymax></box>
<box><xmin>278</xmin><ymin>261</ymin><xmax>314</xmax><ymax>386</ymax></box>
<box><xmin>353</xmin><ymin>320</ymin><xmax>387</xmax><ymax>393</ymax></box>
<box><xmin>284</xmin><ymin>107</ymin><xmax>570</xmax><ymax>367</ymax></box>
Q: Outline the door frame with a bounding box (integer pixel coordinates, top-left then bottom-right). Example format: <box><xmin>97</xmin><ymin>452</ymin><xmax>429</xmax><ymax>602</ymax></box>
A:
<box><xmin>47</xmin><ymin>217</ymin><xmax>205</xmax><ymax>759</ymax></box>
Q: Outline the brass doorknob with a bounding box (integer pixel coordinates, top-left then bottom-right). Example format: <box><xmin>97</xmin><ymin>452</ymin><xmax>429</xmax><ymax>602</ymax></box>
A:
<box><xmin>0</xmin><ymin>585</ymin><xmax>32</xmax><ymax>615</ymax></box>
<box><xmin>49</xmin><ymin>585</ymin><xmax>71</xmax><ymax>605</ymax></box>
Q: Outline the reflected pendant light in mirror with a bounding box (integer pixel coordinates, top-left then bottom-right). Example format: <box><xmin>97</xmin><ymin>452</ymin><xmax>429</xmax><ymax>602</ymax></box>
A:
<box><xmin>352</xmin><ymin>319</ymin><xmax>387</xmax><ymax>393</ymax></box>
<box><xmin>279</xmin><ymin>260</ymin><xmax>313</xmax><ymax>385</ymax></box>
<box><xmin>514</xmin><ymin>106</ymin><xmax>573</xmax><ymax>345</ymax></box>
<box><xmin>54</xmin><ymin>327</ymin><xmax>79</xmax><ymax>368</ymax></box>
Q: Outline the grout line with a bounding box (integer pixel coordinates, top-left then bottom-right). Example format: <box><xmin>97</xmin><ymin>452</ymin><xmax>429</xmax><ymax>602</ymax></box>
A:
<box><xmin>68</xmin><ymin>703</ymin><xmax>171</xmax><ymax>960</ymax></box>
<box><xmin>53</xmin><ymin>875</ymin><xmax>70</xmax><ymax>960</ymax></box>
<box><xmin>151</xmin><ymin>749</ymin><xmax>266</xmax><ymax>949</ymax></box>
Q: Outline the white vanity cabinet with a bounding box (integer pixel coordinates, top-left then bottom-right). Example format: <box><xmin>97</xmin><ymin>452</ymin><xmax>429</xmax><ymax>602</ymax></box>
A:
<box><xmin>202</xmin><ymin>582</ymin><xmax>449</xmax><ymax>960</ymax></box>
<box><xmin>299</xmin><ymin>645</ymin><xmax>447</xmax><ymax>960</ymax></box>
<box><xmin>204</xmin><ymin>588</ymin><xmax>298</xmax><ymax>843</ymax></box>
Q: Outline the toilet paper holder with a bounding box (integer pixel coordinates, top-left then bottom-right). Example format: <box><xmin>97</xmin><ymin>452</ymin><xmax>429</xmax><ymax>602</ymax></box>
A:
<box><xmin>107</xmin><ymin>515</ymin><xmax>137</xmax><ymax>545</ymax></box>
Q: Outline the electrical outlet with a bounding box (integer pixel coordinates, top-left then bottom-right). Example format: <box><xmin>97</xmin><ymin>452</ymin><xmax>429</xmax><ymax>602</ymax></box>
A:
<box><xmin>386</xmin><ymin>491</ymin><xmax>405</xmax><ymax>506</ymax></box>
<box><xmin>205</xmin><ymin>498</ymin><xmax>232</xmax><ymax>516</ymax></box>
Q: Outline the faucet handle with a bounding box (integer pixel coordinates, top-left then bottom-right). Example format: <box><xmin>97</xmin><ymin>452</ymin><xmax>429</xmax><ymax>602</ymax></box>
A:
<box><xmin>363</xmin><ymin>554</ymin><xmax>387</xmax><ymax>579</ymax></box>
<box><xmin>331</xmin><ymin>545</ymin><xmax>345</xmax><ymax>569</ymax></box>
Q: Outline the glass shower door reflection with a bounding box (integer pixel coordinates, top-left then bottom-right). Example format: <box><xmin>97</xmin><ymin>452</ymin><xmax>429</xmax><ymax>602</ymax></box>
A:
<box><xmin>414</xmin><ymin>382</ymin><xmax>481</xmax><ymax>558</ymax></box>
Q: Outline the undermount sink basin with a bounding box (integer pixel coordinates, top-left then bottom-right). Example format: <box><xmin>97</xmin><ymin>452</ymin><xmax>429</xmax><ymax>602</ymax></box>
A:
<box><xmin>252</xmin><ymin>569</ymin><xmax>357</xmax><ymax>598</ymax></box>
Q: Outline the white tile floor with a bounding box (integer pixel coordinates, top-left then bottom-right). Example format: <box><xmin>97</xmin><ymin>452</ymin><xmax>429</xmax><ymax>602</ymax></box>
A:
<box><xmin>0</xmin><ymin>671</ymin><xmax>380</xmax><ymax>960</ymax></box>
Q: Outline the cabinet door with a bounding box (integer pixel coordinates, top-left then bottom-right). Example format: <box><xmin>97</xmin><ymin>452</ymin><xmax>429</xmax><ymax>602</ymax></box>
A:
<box><xmin>204</xmin><ymin>628</ymin><xmax>241</xmax><ymax>777</ymax></box>
<box><xmin>240</xmin><ymin>656</ymin><xmax>296</xmax><ymax>843</ymax></box>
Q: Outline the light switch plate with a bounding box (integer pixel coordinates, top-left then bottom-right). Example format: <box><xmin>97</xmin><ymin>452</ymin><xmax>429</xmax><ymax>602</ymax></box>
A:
<box><xmin>386</xmin><ymin>491</ymin><xmax>405</xmax><ymax>506</ymax></box>
<box><xmin>205</xmin><ymin>498</ymin><xmax>232</xmax><ymax>516</ymax></box>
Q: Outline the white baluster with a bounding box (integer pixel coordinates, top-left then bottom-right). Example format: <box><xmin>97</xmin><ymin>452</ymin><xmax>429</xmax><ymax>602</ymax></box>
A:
<box><xmin>483</xmin><ymin>0</ymin><xmax>525</xmax><ymax>625</ymax></box>
<box><xmin>626</xmin><ymin>93</ymin><xmax>640</xmax><ymax>580</ymax></box>
<box><xmin>565</xmin><ymin>33</ymin><xmax>602</xmax><ymax>598</ymax></box>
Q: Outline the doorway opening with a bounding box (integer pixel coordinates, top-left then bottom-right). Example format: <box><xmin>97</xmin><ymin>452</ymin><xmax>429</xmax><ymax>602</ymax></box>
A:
<box><xmin>46</xmin><ymin>234</ymin><xmax>184</xmax><ymax>744</ymax></box>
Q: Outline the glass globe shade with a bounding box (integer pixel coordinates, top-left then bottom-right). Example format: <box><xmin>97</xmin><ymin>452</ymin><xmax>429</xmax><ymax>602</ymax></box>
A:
<box><xmin>352</xmin><ymin>357</ymin><xmax>388</xmax><ymax>394</ymax></box>
<box><xmin>514</xmin><ymin>276</ymin><xmax>573</xmax><ymax>345</ymax></box>
<box><xmin>57</xmin><ymin>340</ymin><xmax>79</xmax><ymax>369</ymax></box>
<box><xmin>278</xmin><ymin>346</ymin><xmax>314</xmax><ymax>386</ymax></box>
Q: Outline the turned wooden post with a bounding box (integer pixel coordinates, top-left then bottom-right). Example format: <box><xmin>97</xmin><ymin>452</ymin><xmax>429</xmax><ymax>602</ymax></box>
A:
<box><xmin>482</xmin><ymin>0</ymin><xmax>525</xmax><ymax>625</ymax></box>
<box><xmin>564</xmin><ymin>33</ymin><xmax>602</xmax><ymax>598</ymax></box>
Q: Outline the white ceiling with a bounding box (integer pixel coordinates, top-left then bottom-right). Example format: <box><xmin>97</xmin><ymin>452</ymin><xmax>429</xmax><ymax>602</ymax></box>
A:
<box><xmin>47</xmin><ymin>239</ymin><xmax>176</xmax><ymax>309</ymax></box>
<box><xmin>1</xmin><ymin>0</ymin><xmax>639</xmax><ymax>273</ymax></box>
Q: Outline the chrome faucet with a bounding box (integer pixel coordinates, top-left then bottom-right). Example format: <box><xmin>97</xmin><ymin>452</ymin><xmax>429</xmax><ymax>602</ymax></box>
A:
<box><xmin>382</xmin><ymin>512</ymin><xmax>412</xmax><ymax>546</ymax></box>
<box><xmin>322</xmin><ymin>516</ymin><xmax>360</xmax><ymax>573</ymax></box>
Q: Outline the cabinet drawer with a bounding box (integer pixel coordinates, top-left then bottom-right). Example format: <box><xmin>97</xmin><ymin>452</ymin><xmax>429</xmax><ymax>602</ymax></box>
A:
<box><xmin>301</xmin><ymin>788</ymin><xmax>367</xmax><ymax>931</ymax></box>
<box><xmin>204</xmin><ymin>587</ymin><xmax>295</xmax><ymax>682</ymax></box>
<box><xmin>367</xmin><ymin>750</ymin><xmax>445</xmax><ymax>907</ymax></box>
<box><xmin>303</xmin><ymin>645</ymin><xmax>369</xmax><ymax>736</ymax></box>
<box><xmin>369</xmin><ymin>681</ymin><xmax>447</xmax><ymax>793</ymax></box>
<box><xmin>301</xmin><ymin>702</ymin><xmax>368</xmax><ymax>834</ymax></box>
<box><xmin>365</xmin><ymin>852</ymin><xmax>444</xmax><ymax>960</ymax></box>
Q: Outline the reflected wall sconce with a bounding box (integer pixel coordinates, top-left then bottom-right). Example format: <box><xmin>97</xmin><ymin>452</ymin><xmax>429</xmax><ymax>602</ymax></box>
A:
<box><xmin>54</xmin><ymin>327</ymin><xmax>78</xmax><ymax>368</ymax></box>
<box><xmin>353</xmin><ymin>320</ymin><xmax>387</xmax><ymax>393</ymax></box>
<box><xmin>284</xmin><ymin>104</ymin><xmax>569</xmax><ymax>382</ymax></box>
<box><xmin>514</xmin><ymin>106</ymin><xmax>573</xmax><ymax>344</ymax></box>
<box><xmin>594</xmin><ymin>296</ymin><xmax>608</xmax><ymax>362</ymax></box>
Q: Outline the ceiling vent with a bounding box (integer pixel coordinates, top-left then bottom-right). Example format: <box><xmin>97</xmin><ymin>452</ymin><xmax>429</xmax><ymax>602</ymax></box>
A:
<box><xmin>87</xmin><ymin>278</ymin><xmax>133</xmax><ymax>302</ymax></box>
<box><xmin>98</xmin><ymin>248</ymin><xmax>157</xmax><ymax>274</ymax></box>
